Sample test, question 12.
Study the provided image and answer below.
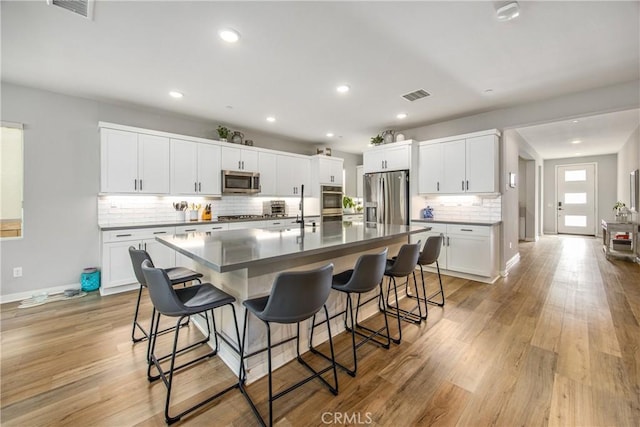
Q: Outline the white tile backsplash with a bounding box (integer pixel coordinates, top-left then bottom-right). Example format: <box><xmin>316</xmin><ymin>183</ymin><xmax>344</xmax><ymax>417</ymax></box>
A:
<box><xmin>97</xmin><ymin>195</ymin><xmax>312</xmax><ymax>226</ymax></box>
<box><xmin>419</xmin><ymin>195</ymin><xmax>502</xmax><ymax>222</ymax></box>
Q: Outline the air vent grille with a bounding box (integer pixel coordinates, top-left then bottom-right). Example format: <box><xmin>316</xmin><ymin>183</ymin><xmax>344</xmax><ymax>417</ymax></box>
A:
<box><xmin>402</xmin><ymin>89</ymin><xmax>430</xmax><ymax>102</ymax></box>
<box><xmin>49</xmin><ymin>0</ymin><xmax>94</xmax><ymax>19</ymax></box>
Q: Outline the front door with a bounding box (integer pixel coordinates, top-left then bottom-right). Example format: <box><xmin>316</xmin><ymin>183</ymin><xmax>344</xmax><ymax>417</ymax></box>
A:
<box><xmin>556</xmin><ymin>163</ymin><xmax>596</xmax><ymax>235</ymax></box>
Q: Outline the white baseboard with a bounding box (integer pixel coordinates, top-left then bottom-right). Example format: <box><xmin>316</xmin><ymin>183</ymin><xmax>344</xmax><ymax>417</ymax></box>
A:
<box><xmin>0</xmin><ymin>282</ymin><xmax>81</xmax><ymax>304</ymax></box>
<box><xmin>500</xmin><ymin>253</ymin><xmax>521</xmax><ymax>277</ymax></box>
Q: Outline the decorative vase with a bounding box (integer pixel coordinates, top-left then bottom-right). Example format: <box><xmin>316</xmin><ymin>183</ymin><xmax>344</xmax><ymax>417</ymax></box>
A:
<box><xmin>382</xmin><ymin>130</ymin><xmax>395</xmax><ymax>144</ymax></box>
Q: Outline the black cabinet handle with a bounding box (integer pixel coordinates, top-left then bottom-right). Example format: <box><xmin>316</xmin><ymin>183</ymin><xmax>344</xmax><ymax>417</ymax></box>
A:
<box><xmin>140</xmin><ymin>179</ymin><xmax>143</xmax><ymax>191</ymax></box>
<box><xmin>460</xmin><ymin>228</ymin><xmax>473</xmax><ymax>232</ymax></box>
<box><xmin>134</xmin><ymin>179</ymin><xmax>137</xmax><ymax>190</ymax></box>
<box><xmin>437</xmin><ymin>182</ymin><xmax>439</xmax><ymax>191</ymax></box>
<box><xmin>116</xmin><ymin>233</ymin><xmax>132</xmax><ymax>237</ymax></box>
<box><xmin>153</xmin><ymin>231</ymin><xmax>166</xmax><ymax>234</ymax></box>
<box><xmin>466</xmin><ymin>180</ymin><xmax>469</xmax><ymax>190</ymax></box>
<box><xmin>461</xmin><ymin>181</ymin><xmax>464</xmax><ymax>190</ymax></box>
<box><xmin>199</xmin><ymin>182</ymin><xmax>202</xmax><ymax>192</ymax></box>
<box><xmin>185</xmin><ymin>228</ymin><xmax>196</xmax><ymax>232</ymax></box>
<box><xmin>194</xmin><ymin>182</ymin><xmax>197</xmax><ymax>192</ymax></box>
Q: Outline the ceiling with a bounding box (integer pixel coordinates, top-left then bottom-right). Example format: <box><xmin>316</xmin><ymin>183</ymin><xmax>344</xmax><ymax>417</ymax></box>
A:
<box><xmin>2</xmin><ymin>1</ymin><xmax>639</xmax><ymax>154</ymax></box>
<box><xmin>515</xmin><ymin>109</ymin><xmax>640</xmax><ymax>160</ymax></box>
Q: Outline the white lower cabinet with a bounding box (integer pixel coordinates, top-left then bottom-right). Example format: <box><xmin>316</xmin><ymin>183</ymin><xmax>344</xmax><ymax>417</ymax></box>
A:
<box><xmin>410</xmin><ymin>221</ymin><xmax>498</xmax><ymax>281</ymax></box>
<box><xmin>101</xmin><ymin>227</ymin><xmax>176</xmax><ymax>293</ymax></box>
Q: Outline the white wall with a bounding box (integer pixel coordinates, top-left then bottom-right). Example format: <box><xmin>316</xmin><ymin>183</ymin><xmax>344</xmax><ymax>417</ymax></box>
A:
<box><xmin>0</xmin><ymin>82</ymin><xmax>320</xmax><ymax>300</ymax></box>
<box><xmin>543</xmin><ymin>154</ymin><xmax>617</xmax><ymax>235</ymax></box>
<box><xmin>616</xmin><ymin>126</ymin><xmax>640</xmax><ymax>207</ymax></box>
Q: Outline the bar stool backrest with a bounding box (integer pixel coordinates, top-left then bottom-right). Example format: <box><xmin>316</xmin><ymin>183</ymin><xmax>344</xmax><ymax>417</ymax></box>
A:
<box><xmin>343</xmin><ymin>249</ymin><xmax>388</xmax><ymax>293</ymax></box>
<box><xmin>259</xmin><ymin>263</ymin><xmax>334</xmax><ymax>324</ymax></box>
<box><xmin>418</xmin><ymin>235</ymin><xmax>443</xmax><ymax>266</ymax></box>
<box><xmin>129</xmin><ymin>246</ymin><xmax>153</xmax><ymax>287</ymax></box>
<box><xmin>141</xmin><ymin>259</ymin><xmax>186</xmax><ymax>317</ymax></box>
<box><xmin>387</xmin><ymin>242</ymin><xmax>421</xmax><ymax>276</ymax></box>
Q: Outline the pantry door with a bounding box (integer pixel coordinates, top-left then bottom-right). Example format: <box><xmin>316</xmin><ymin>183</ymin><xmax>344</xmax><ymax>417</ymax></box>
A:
<box><xmin>556</xmin><ymin>163</ymin><xmax>596</xmax><ymax>235</ymax></box>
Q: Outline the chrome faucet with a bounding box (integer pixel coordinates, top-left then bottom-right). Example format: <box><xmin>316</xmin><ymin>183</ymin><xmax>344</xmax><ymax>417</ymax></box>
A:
<box><xmin>296</xmin><ymin>184</ymin><xmax>305</xmax><ymax>227</ymax></box>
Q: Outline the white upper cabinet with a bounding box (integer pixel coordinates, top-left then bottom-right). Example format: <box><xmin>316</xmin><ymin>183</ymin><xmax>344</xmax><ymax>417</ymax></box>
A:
<box><xmin>258</xmin><ymin>151</ymin><xmax>278</xmax><ymax>196</ymax></box>
<box><xmin>171</xmin><ymin>138</ymin><xmax>221</xmax><ymax>196</ymax></box>
<box><xmin>317</xmin><ymin>156</ymin><xmax>344</xmax><ymax>185</ymax></box>
<box><xmin>100</xmin><ymin>128</ymin><xmax>170</xmax><ymax>194</ymax></box>
<box><xmin>221</xmin><ymin>146</ymin><xmax>259</xmax><ymax>172</ymax></box>
<box><xmin>277</xmin><ymin>154</ymin><xmax>310</xmax><ymax>196</ymax></box>
<box><xmin>418</xmin><ymin>130</ymin><xmax>499</xmax><ymax>194</ymax></box>
<box><xmin>363</xmin><ymin>141</ymin><xmax>412</xmax><ymax>173</ymax></box>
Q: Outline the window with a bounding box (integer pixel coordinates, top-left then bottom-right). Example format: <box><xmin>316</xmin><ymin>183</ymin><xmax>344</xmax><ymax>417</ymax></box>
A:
<box><xmin>1</xmin><ymin>124</ymin><xmax>24</xmax><ymax>238</ymax></box>
<box><xmin>564</xmin><ymin>215</ymin><xmax>587</xmax><ymax>227</ymax></box>
<box><xmin>564</xmin><ymin>192</ymin><xmax>587</xmax><ymax>204</ymax></box>
<box><xmin>564</xmin><ymin>169</ymin><xmax>586</xmax><ymax>182</ymax></box>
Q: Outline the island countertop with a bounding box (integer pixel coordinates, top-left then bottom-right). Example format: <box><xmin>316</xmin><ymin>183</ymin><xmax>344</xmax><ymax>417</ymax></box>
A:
<box><xmin>157</xmin><ymin>222</ymin><xmax>427</xmax><ymax>273</ymax></box>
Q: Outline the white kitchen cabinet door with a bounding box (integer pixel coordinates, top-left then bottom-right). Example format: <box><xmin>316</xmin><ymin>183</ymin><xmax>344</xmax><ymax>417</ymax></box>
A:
<box><xmin>221</xmin><ymin>146</ymin><xmax>258</xmax><ymax>172</ymax></box>
<box><xmin>138</xmin><ymin>134</ymin><xmax>170</xmax><ymax>194</ymax></box>
<box><xmin>143</xmin><ymin>238</ymin><xmax>176</xmax><ymax>269</ymax></box>
<box><xmin>102</xmin><ymin>240</ymin><xmax>137</xmax><ymax>289</ymax></box>
<box><xmin>465</xmin><ymin>135</ymin><xmax>498</xmax><ymax>193</ymax></box>
<box><xmin>101</xmin><ymin>129</ymin><xmax>139</xmax><ymax>193</ymax></box>
<box><xmin>171</xmin><ymin>139</ymin><xmax>199</xmax><ymax>194</ymax></box>
<box><xmin>418</xmin><ymin>144</ymin><xmax>443</xmax><ymax>194</ymax></box>
<box><xmin>356</xmin><ymin>165</ymin><xmax>364</xmax><ymax>198</ymax></box>
<box><xmin>318</xmin><ymin>157</ymin><xmax>343</xmax><ymax>185</ymax></box>
<box><xmin>446</xmin><ymin>225</ymin><xmax>493</xmax><ymax>276</ymax></box>
<box><xmin>276</xmin><ymin>154</ymin><xmax>309</xmax><ymax>196</ymax></box>
<box><xmin>383</xmin><ymin>144</ymin><xmax>411</xmax><ymax>171</ymax></box>
<box><xmin>197</xmin><ymin>143</ymin><xmax>221</xmax><ymax>195</ymax></box>
<box><xmin>441</xmin><ymin>140</ymin><xmax>466</xmax><ymax>193</ymax></box>
<box><xmin>259</xmin><ymin>152</ymin><xmax>278</xmax><ymax>195</ymax></box>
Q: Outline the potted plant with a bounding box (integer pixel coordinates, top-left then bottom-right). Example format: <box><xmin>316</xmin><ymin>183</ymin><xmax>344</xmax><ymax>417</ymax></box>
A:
<box><xmin>370</xmin><ymin>134</ymin><xmax>384</xmax><ymax>146</ymax></box>
<box><xmin>343</xmin><ymin>195</ymin><xmax>356</xmax><ymax>213</ymax></box>
<box><xmin>217</xmin><ymin>125</ymin><xmax>230</xmax><ymax>141</ymax></box>
<box><xmin>613</xmin><ymin>201</ymin><xmax>627</xmax><ymax>222</ymax></box>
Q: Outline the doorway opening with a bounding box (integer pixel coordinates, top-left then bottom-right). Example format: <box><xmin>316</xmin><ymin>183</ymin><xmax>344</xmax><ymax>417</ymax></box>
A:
<box><xmin>556</xmin><ymin>163</ymin><xmax>597</xmax><ymax>236</ymax></box>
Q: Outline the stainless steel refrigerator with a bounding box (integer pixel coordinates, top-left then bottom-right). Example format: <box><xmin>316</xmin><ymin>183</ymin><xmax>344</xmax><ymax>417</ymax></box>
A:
<box><xmin>364</xmin><ymin>170</ymin><xmax>409</xmax><ymax>225</ymax></box>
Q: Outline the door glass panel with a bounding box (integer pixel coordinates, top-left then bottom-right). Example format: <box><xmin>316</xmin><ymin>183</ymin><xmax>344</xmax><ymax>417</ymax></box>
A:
<box><xmin>564</xmin><ymin>215</ymin><xmax>587</xmax><ymax>227</ymax></box>
<box><xmin>564</xmin><ymin>192</ymin><xmax>587</xmax><ymax>204</ymax></box>
<box><xmin>565</xmin><ymin>170</ymin><xmax>586</xmax><ymax>182</ymax></box>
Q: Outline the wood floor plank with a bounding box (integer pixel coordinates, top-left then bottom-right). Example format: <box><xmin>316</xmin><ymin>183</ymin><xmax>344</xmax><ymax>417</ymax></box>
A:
<box><xmin>1</xmin><ymin>235</ymin><xmax>639</xmax><ymax>426</ymax></box>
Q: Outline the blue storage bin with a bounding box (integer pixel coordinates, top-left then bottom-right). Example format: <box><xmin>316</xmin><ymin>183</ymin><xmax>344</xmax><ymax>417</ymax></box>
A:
<box><xmin>81</xmin><ymin>268</ymin><xmax>100</xmax><ymax>292</ymax></box>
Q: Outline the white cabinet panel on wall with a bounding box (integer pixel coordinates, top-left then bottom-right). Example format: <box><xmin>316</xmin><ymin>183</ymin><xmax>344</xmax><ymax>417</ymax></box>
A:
<box><xmin>258</xmin><ymin>152</ymin><xmax>278</xmax><ymax>196</ymax></box>
<box><xmin>171</xmin><ymin>139</ymin><xmax>221</xmax><ymax>196</ymax></box>
<box><xmin>441</xmin><ymin>139</ymin><xmax>466</xmax><ymax>193</ymax></box>
<box><xmin>363</xmin><ymin>141</ymin><xmax>412</xmax><ymax>174</ymax></box>
<box><xmin>277</xmin><ymin>154</ymin><xmax>310</xmax><ymax>196</ymax></box>
<box><xmin>465</xmin><ymin>135</ymin><xmax>498</xmax><ymax>193</ymax></box>
<box><xmin>317</xmin><ymin>156</ymin><xmax>344</xmax><ymax>185</ymax></box>
<box><xmin>221</xmin><ymin>146</ymin><xmax>259</xmax><ymax>172</ymax></box>
<box><xmin>418</xmin><ymin>144</ymin><xmax>443</xmax><ymax>194</ymax></box>
<box><xmin>446</xmin><ymin>224</ymin><xmax>494</xmax><ymax>276</ymax></box>
<box><xmin>100</xmin><ymin>128</ymin><xmax>170</xmax><ymax>194</ymax></box>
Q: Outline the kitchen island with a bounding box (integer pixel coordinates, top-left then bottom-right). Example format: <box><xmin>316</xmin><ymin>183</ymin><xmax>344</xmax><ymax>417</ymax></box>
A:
<box><xmin>157</xmin><ymin>221</ymin><xmax>425</xmax><ymax>382</ymax></box>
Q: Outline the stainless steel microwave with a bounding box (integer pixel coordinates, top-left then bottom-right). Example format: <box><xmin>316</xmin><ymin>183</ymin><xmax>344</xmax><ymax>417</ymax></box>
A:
<box><xmin>222</xmin><ymin>170</ymin><xmax>260</xmax><ymax>194</ymax></box>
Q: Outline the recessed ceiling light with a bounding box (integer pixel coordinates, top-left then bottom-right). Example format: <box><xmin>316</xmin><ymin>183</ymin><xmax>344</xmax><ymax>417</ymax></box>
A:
<box><xmin>575</xmin><ymin>152</ymin><xmax>582</xmax><ymax>156</ymax></box>
<box><xmin>326</xmin><ymin>132</ymin><xmax>334</xmax><ymax>137</ymax></box>
<box><xmin>571</xmin><ymin>140</ymin><xmax>582</xmax><ymax>144</ymax></box>
<box><xmin>219</xmin><ymin>28</ymin><xmax>240</xmax><ymax>43</ymax></box>
<box><xmin>169</xmin><ymin>91</ymin><xmax>183</xmax><ymax>99</ymax></box>
<box><xmin>397</xmin><ymin>113</ymin><xmax>408</xmax><ymax>119</ymax></box>
<box><xmin>496</xmin><ymin>2</ymin><xmax>520</xmax><ymax>21</ymax></box>
<box><xmin>266</xmin><ymin>116</ymin><xmax>276</xmax><ymax>123</ymax></box>
<box><xmin>336</xmin><ymin>85</ymin><xmax>350</xmax><ymax>93</ymax></box>
<box><xmin>572</xmin><ymin>120</ymin><xmax>580</xmax><ymax>123</ymax></box>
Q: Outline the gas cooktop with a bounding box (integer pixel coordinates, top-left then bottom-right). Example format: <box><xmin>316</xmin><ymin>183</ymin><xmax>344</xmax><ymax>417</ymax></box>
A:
<box><xmin>218</xmin><ymin>214</ymin><xmax>287</xmax><ymax>221</ymax></box>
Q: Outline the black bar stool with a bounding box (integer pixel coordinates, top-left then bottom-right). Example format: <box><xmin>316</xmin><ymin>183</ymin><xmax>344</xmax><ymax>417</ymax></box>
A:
<box><xmin>239</xmin><ymin>264</ymin><xmax>338</xmax><ymax>427</ymax></box>
<box><xmin>129</xmin><ymin>246</ymin><xmax>203</xmax><ymax>345</ymax></box>
<box><xmin>382</xmin><ymin>241</ymin><xmax>422</xmax><ymax>343</ymax></box>
<box><xmin>407</xmin><ymin>235</ymin><xmax>445</xmax><ymax>309</ymax></box>
<box><xmin>141</xmin><ymin>259</ymin><xmax>247</xmax><ymax>424</ymax></box>
<box><xmin>309</xmin><ymin>249</ymin><xmax>390</xmax><ymax>377</ymax></box>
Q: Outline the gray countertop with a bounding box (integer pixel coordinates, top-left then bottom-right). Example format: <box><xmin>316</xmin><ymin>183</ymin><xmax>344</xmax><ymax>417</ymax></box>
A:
<box><xmin>411</xmin><ymin>218</ymin><xmax>502</xmax><ymax>226</ymax></box>
<box><xmin>157</xmin><ymin>222</ymin><xmax>427</xmax><ymax>273</ymax></box>
<box><xmin>99</xmin><ymin>216</ymin><xmax>317</xmax><ymax>231</ymax></box>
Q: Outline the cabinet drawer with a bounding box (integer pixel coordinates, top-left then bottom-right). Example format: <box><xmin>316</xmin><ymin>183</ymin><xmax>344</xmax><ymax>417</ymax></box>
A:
<box><xmin>446</xmin><ymin>224</ymin><xmax>492</xmax><ymax>237</ymax></box>
<box><xmin>412</xmin><ymin>222</ymin><xmax>446</xmax><ymax>234</ymax></box>
<box><xmin>175</xmin><ymin>223</ymin><xmax>228</xmax><ymax>234</ymax></box>
<box><xmin>103</xmin><ymin>226</ymin><xmax>174</xmax><ymax>242</ymax></box>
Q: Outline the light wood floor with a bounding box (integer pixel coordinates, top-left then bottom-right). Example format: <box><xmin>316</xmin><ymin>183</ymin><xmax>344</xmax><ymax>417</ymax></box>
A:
<box><xmin>1</xmin><ymin>236</ymin><xmax>639</xmax><ymax>426</ymax></box>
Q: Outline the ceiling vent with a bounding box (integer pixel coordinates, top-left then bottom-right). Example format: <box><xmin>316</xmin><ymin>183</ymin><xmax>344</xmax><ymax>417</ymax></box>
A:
<box><xmin>47</xmin><ymin>0</ymin><xmax>94</xmax><ymax>20</ymax></box>
<box><xmin>402</xmin><ymin>89</ymin><xmax>430</xmax><ymax>102</ymax></box>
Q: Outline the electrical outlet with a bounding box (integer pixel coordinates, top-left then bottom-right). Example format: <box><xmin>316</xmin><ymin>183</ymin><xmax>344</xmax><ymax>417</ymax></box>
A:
<box><xmin>509</xmin><ymin>242</ymin><xmax>513</xmax><ymax>249</ymax></box>
<box><xmin>13</xmin><ymin>267</ymin><xmax>22</xmax><ymax>278</ymax></box>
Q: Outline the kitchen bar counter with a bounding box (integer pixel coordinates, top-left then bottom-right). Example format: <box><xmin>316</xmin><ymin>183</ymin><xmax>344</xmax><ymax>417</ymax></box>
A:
<box><xmin>157</xmin><ymin>222</ymin><xmax>425</xmax><ymax>273</ymax></box>
<box><xmin>156</xmin><ymin>222</ymin><xmax>425</xmax><ymax>383</ymax></box>
<box><xmin>412</xmin><ymin>218</ymin><xmax>502</xmax><ymax>226</ymax></box>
